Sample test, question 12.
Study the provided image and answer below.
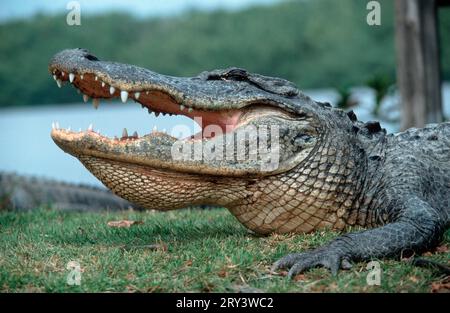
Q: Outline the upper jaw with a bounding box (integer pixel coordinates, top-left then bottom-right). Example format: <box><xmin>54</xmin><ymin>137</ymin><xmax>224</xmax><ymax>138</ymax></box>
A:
<box><xmin>49</xmin><ymin>48</ymin><xmax>301</xmax><ymax>111</ymax></box>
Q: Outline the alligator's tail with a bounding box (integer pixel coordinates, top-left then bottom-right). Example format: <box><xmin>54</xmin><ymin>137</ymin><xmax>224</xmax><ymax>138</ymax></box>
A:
<box><xmin>0</xmin><ymin>172</ymin><xmax>139</xmax><ymax>211</ymax></box>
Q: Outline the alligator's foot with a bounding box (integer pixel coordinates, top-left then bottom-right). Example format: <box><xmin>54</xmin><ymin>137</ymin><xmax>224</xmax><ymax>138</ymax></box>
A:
<box><xmin>272</xmin><ymin>245</ymin><xmax>353</xmax><ymax>278</ymax></box>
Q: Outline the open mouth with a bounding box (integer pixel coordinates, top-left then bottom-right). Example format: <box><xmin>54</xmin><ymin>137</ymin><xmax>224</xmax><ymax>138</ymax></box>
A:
<box><xmin>48</xmin><ymin>49</ymin><xmax>310</xmax><ymax>179</ymax></box>
<box><xmin>49</xmin><ymin>69</ymin><xmax>244</xmax><ymax>141</ymax></box>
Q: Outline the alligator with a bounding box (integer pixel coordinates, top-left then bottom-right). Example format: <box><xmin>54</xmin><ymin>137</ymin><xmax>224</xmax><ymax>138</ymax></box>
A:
<box><xmin>0</xmin><ymin>171</ymin><xmax>137</xmax><ymax>211</ymax></box>
<box><xmin>48</xmin><ymin>48</ymin><xmax>449</xmax><ymax>277</ymax></box>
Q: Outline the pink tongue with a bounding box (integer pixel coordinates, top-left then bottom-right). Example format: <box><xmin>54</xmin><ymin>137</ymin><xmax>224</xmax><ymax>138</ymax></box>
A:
<box><xmin>192</xmin><ymin>110</ymin><xmax>242</xmax><ymax>139</ymax></box>
<box><xmin>140</xmin><ymin>91</ymin><xmax>243</xmax><ymax>139</ymax></box>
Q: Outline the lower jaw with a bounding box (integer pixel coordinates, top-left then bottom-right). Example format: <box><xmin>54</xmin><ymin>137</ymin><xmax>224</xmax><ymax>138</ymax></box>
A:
<box><xmin>78</xmin><ymin>155</ymin><xmax>249</xmax><ymax>211</ymax></box>
<box><xmin>79</xmin><ymin>154</ymin><xmax>293</xmax><ymax>235</ymax></box>
<box><xmin>78</xmin><ymin>154</ymin><xmax>337</xmax><ymax>236</ymax></box>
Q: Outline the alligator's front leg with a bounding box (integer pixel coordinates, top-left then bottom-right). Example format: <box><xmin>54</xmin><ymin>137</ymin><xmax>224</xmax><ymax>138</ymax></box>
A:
<box><xmin>272</xmin><ymin>196</ymin><xmax>447</xmax><ymax>277</ymax></box>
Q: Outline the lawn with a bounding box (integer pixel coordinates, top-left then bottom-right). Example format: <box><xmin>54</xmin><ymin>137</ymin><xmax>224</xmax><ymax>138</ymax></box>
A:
<box><xmin>0</xmin><ymin>208</ymin><xmax>448</xmax><ymax>292</ymax></box>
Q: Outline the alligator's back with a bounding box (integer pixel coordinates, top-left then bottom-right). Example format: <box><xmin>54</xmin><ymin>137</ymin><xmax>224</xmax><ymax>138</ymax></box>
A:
<box><xmin>385</xmin><ymin>122</ymin><xmax>450</xmax><ymax>223</ymax></box>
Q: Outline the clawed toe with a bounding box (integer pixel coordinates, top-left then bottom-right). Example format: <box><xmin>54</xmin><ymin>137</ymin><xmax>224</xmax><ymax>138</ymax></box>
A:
<box><xmin>273</xmin><ymin>247</ymin><xmax>351</xmax><ymax>278</ymax></box>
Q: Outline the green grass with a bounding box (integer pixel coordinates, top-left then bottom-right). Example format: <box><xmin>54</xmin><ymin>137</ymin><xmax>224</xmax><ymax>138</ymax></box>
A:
<box><xmin>0</xmin><ymin>208</ymin><xmax>448</xmax><ymax>293</ymax></box>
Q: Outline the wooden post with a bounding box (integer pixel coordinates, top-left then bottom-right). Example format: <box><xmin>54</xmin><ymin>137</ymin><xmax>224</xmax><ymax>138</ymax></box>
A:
<box><xmin>394</xmin><ymin>0</ymin><xmax>443</xmax><ymax>130</ymax></box>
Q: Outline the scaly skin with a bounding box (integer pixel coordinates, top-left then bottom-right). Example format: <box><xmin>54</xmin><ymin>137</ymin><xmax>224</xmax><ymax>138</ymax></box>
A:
<box><xmin>48</xmin><ymin>49</ymin><xmax>449</xmax><ymax>277</ymax></box>
<box><xmin>0</xmin><ymin>172</ymin><xmax>137</xmax><ymax>211</ymax></box>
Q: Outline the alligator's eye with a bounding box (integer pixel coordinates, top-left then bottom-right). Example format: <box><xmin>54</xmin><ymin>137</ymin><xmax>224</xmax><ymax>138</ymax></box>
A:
<box><xmin>224</xmin><ymin>68</ymin><xmax>248</xmax><ymax>81</ymax></box>
<box><xmin>294</xmin><ymin>134</ymin><xmax>313</xmax><ymax>146</ymax></box>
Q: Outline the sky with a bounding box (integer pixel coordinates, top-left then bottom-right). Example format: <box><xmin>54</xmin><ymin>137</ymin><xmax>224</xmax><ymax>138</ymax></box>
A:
<box><xmin>0</xmin><ymin>0</ymin><xmax>281</xmax><ymax>22</ymax></box>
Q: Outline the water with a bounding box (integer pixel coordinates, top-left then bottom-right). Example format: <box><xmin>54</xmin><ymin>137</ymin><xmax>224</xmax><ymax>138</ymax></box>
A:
<box><xmin>0</xmin><ymin>101</ymin><xmax>200</xmax><ymax>185</ymax></box>
<box><xmin>1</xmin><ymin>85</ymin><xmax>449</xmax><ymax>186</ymax></box>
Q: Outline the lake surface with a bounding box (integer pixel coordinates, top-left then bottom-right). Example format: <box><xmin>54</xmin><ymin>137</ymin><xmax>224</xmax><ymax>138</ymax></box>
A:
<box><xmin>1</xmin><ymin>84</ymin><xmax>449</xmax><ymax>186</ymax></box>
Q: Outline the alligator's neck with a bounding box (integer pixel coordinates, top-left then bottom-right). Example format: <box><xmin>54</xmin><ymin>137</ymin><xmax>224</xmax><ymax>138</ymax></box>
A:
<box><xmin>228</xmin><ymin>131</ymin><xmax>374</xmax><ymax>234</ymax></box>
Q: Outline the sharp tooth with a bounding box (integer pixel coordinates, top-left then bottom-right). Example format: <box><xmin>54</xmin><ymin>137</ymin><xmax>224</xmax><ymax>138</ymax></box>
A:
<box><xmin>51</xmin><ymin>122</ymin><xmax>55</xmax><ymax>129</ymax></box>
<box><xmin>53</xmin><ymin>75</ymin><xmax>57</xmax><ymax>81</ymax></box>
<box><xmin>55</xmin><ymin>122</ymin><xmax>60</xmax><ymax>129</ymax></box>
<box><xmin>95</xmin><ymin>76</ymin><xmax>98</xmax><ymax>81</ymax></box>
<box><xmin>56</xmin><ymin>79</ymin><xmax>62</xmax><ymax>88</ymax></box>
<box><xmin>180</xmin><ymin>105</ymin><xmax>185</xmax><ymax>111</ymax></box>
<box><xmin>120</xmin><ymin>91</ymin><xmax>129</xmax><ymax>103</ymax></box>
<box><xmin>69</xmin><ymin>73</ymin><xmax>75</xmax><ymax>83</ymax></box>
<box><xmin>152</xmin><ymin>126</ymin><xmax>157</xmax><ymax>133</ymax></box>
<box><xmin>80</xmin><ymin>74</ymin><xmax>84</xmax><ymax>80</ymax></box>
<box><xmin>101</xmin><ymin>82</ymin><xmax>105</xmax><ymax>88</ymax></box>
<box><xmin>78</xmin><ymin>128</ymin><xmax>82</xmax><ymax>132</ymax></box>
<box><xmin>188</xmin><ymin>107</ymin><xmax>193</xmax><ymax>113</ymax></box>
<box><xmin>83</xmin><ymin>94</ymin><xmax>89</xmax><ymax>103</ymax></box>
<box><xmin>155</xmin><ymin>112</ymin><xmax>160</xmax><ymax>117</ymax></box>
<box><xmin>122</xmin><ymin>128</ymin><xmax>128</xmax><ymax>138</ymax></box>
<box><xmin>67</xmin><ymin>126</ymin><xmax>71</xmax><ymax>131</ymax></box>
<box><xmin>134</xmin><ymin>92</ymin><xmax>140</xmax><ymax>100</ymax></box>
<box><xmin>93</xmin><ymin>98</ymin><xmax>100</xmax><ymax>109</ymax></box>
<box><xmin>88</xmin><ymin>124</ymin><xmax>93</xmax><ymax>131</ymax></box>
<box><xmin>132</xmin><ymin>131</ymin><xmax>138</xmax><ymax>138</ymax></box>
<box><xmin>109</xmin><ymin>86</ymin><xmax>116</xmax><ymax>95</ymax></box>
<box><xmin>61</xmin><ymin>72</ymin><xmax>65</xmax><ymax>77</ymax></box>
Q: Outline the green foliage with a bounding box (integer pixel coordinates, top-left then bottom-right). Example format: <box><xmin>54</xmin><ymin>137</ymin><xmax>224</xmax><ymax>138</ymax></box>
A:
<box><xmin>0</xmin><ymin>0</ymin><xmax>448</xmax><ymax>107</ymax></box>
<box><xmin>0</xmin><ymin>208</ymin><xmax>448</xmax><ymax>292</ymax></box>
<box><xmin>335</xmin><ymin>86</ymin><xmax>358</xmax><ymax>109</ymax></box>
<box><xmin>366</xmin><ymin>73</ymin><xmax>395</xmax><ymax>116</ymax></box>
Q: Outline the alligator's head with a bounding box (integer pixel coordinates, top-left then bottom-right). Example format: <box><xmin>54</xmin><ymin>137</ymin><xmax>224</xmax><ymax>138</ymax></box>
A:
<box><xmin>49</xmin><ymin>48</ymin><xmax>381</xmax><ymax>234</ymax></box>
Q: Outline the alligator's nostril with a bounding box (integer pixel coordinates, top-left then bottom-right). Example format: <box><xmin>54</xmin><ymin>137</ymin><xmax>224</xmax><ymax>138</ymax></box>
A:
<box><xmin>85</xmin><ymin>54</ymin><xmax>99</xmax><ymax>61</ymax></box>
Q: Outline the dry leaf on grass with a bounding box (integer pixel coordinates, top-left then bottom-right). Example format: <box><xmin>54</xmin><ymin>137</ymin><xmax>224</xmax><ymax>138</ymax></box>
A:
<box><xmin>276</xmin><ymin>270</ymin><xmax>288</xmax><ymax>277</ymax></box>
<box><xmin>107</xmin><ymin>220</ymin><xmax>143</xmax><ymax>228</ymax></box>
<box><xmin>218</xmin><ymin>268</ymin><xmax>229</xmax><ymax>278</ymax></box>
<box><xmin>310</xmin><ymin>282</ymin><xmax>338</xmax><ymax>292</ymax></box>
<box><xmin>293</xmin><ymin>274</ymin><xmax>307</xmax><ymax>282</ymax></box>
<box><xmin>435</xmin><ymin>244</ymin><xmax>449</xmax><ymax>253</ymax></box>
<box><xmin>201</xmin><ymin>282</ymin><xmax>215</xmax><ymax>292</ymax></box>
<box><xmin>125</xmin><ymin>285</ymin><xmax>138</xmax><ymax>293</ymax></box>
<box><xmin>431</xmin><ymin>281</ymin><xmax>450</xmax><ymax>293</ymax></box>
<box><xmin>422</xmin><ymin>244</ymin><xmax>449</xmax><ymax>256</ymax></box>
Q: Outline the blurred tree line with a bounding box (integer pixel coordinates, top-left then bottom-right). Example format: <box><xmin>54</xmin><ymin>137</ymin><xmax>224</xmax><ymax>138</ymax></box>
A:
<box><xmin>0</xmin><ymin>0</ymin><xmax>449</xmax><ymax>107</ymax></box>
